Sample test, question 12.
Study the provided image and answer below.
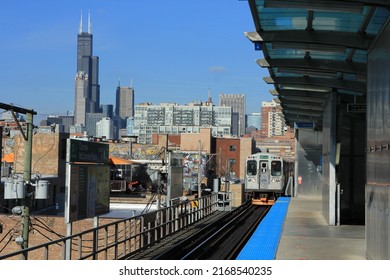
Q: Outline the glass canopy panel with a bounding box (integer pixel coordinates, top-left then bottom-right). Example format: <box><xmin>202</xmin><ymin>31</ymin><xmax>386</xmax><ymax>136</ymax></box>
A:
<box><xmin>264</xmin><ymin>42</ymin><xmax>367</xmax><ymax>64</ymax></box>
<box><xmin>350</xmin><ymin>49</ymin><xmax>367</xmax><ymax>63</ymax></box>
<box><xmin>266</xmin><ymin>42</ymin><xmax>350</xmax><ymax>62</ymax></box>
<box><xmin>266</xmin><ymin>48</ymin><xmax>307</xmax><ymax>59</ymax></box>
<box><xmin>312</xmin><ymin>11</ymin><xmax>364</xmax><ymax>32</ymax></box>
<box><xmin>272</xmin><ymin>68</ymin><xmax>304</xmax><ymax>78</ymax></box>
<box><xmin>278</xmin><ymin>84</ymin><xmax>331</xmax><ymax>93</ymax></box>
<box><xmin>258</xmin><ymin>8</ymin><xmax>308</xmax><ymax>31</ymax></box>
<box><xmin>337</xmin><ymin>89</ymin><xmax>364</xmax><ymax>96</ymax></box>
<box><xmin>342</xmin><ymin>73</ymin><xmax>358</xmax><ymax>81</ymax></box>
<box><xmin>309</xmin><ymin>51</ymin><xmax>347</xmax><ymax>61</ymax></box>
<box><xmin>274</xmin><ymin>68</ymin><xmax>338</xmax><ymax>79</ymax></box>
<box><xmin>253</xmin><ymin>0</ymin><xmax>376</xmax><ymax>102</ymax></box>
<box><xmin>366</xmin><ymin>8</ymin><xmax>390</xmax><ymax>35</ymax></box>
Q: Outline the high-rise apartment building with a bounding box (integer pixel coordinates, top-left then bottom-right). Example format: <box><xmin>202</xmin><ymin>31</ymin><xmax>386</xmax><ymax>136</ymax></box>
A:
<box><xmin>219</xmin><ymin>93</ymin><xmax>246</xmax><ymax>136</ymax></box>
<box><xmin>74</xmin><ymin>13</ymin><xmax>100</xmax><ymax>125</ymax></box>
<box><xmin>261</xmin><ymin>100</ymin><xmax>286</xmax><ymax>137</ymax></box>
<box><xmin>115</xmin><ymin>84</ymin><xmax>135</xmax><ymax>129</ymax></box>
<box><xmin>133</xmin><ymin>102</ymin><xmax>232</xmax><ymax>144</ymax></box>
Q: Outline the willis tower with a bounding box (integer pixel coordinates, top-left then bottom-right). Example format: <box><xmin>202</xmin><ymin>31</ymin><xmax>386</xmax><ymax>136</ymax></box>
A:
<box><xmin>74</xmin><ymin>12</ymin><xmax>100</xmax><ymax>125</ymax></box>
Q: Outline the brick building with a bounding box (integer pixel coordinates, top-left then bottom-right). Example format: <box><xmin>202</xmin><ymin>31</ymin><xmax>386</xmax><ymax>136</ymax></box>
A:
<box><xmin>215</xmin><ymin>136</ymin><xmax>256</xmax><ymax>180</ymax></box>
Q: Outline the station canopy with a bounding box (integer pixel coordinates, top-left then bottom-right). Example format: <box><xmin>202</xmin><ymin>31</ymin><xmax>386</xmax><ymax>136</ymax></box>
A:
<box><xmin>245</xmin><ymin>0</ymin><xmax>390</xmax><ymax>129</ymax></box>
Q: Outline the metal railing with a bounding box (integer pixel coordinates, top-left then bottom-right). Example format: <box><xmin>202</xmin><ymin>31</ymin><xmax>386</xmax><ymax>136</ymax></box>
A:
<box><xmin>0</xmin><ymin>193</ymin><xmax>218</xmax><ymax>260</ymax></box>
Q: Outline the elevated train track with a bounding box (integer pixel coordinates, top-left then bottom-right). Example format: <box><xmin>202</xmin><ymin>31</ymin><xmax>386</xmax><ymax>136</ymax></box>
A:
<box><xmin>125</xmin><ymin>202</ymin><xmax>270</xmax><ymax>260</ymax></box>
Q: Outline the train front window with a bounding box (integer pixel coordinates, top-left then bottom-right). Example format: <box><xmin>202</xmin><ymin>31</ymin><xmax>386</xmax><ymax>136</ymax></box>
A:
<box><xmin>271</xmin><ymin>161</ymin><xmax>282</xmax><ymax>176</ymax></box>
<box><xmin>247</xmin><ymin>160</ymin><xmax>257</xmax><ymax>176</ymax></box>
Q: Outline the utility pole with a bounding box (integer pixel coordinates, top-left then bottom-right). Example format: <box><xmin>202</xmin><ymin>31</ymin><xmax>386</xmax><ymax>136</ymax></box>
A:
<box><xmin>0</xmin><ymin>102</ymin><xmax>36</xmax><ymax>260</ymax></box>
<box><xmin>21</xmin><ymin>112</ymin><xmax>34</xmax><ymax>259</ymax></box>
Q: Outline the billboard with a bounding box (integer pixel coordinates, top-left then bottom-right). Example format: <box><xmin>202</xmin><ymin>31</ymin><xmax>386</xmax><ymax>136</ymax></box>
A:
<box><xmin>68</xmin><ymin>139</ymin><xmax>109</xmax><ymax>163</ymax></box>
<box><xmin>66</xmin><ymin>165</ymin><xmax>110</xmax><ymax>223</ymax></box>
<box><xmin>166</xmin><ymin>166</ymin><xmax>183</xmax><ymax>205</ymax></box>
<box><xmin>65</xmin><ymin>139</ymin><xmax>110</xmax><ymax>223</ymax></box>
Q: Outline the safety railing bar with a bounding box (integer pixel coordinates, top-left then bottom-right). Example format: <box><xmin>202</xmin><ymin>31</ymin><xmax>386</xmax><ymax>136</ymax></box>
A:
<box><xmin>0</xmin><ymin>193</ymin><xmax>218</xmax><ymax>260</ymax></box>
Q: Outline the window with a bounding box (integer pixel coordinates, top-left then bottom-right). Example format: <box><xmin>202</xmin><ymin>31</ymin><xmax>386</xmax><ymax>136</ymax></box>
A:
<box><xmin>271</xmin><ymin>161</ymin><xmax>282</xmax><ymax>176</ymax></box>
<box><xmin>229</xmin><ymin>145</ymin><xmax>236</xmax><ymax>151</ymax></box>
<box><xmin>247</xmin><ymin>160</ymin><xmax>257</xmax><ymax>176</ymax></box>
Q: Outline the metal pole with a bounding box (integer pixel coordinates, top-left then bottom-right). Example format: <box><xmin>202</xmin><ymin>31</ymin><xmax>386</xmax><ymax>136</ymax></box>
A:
<box><xmin>129</xmin><ymin>140</ymin><xmax>133</xmax><ymax>159</ymax></box>
<box><xmin>93</xmin><ymin>216</ymin><xmax>99</xmax><ymax>260</ymax></box>
<box><xmin>0</xmin><ymin>126</ymin><xmax>3</xmax><ymax>177</ymax></box>
<box><xmin>66</xmin><ymin>223</ymin><xmax>72</xmax><ymax>260</ymax></box>
<box><xmin>337</xmin><ymin>183</ymin><xmax>341</xmax><ymax>226</ymax></box>
<box><xmin>166</xmin><ymin>151</ymin><xmax>171</xmax><ymax>207</ymax></box>
<box><xmin>225</xmin><ymin>158</ymin><xmax>230</xmax><ymax>192</ymax></box>
<box><xmin>157</xmin><ymin>172</ymin><xmax>161</xmax><ymax>211</ymax></box>
<box><xmin>156</xmin><ymin>171</ymin><xmax>161</xmax><ymax>224</ymax></box>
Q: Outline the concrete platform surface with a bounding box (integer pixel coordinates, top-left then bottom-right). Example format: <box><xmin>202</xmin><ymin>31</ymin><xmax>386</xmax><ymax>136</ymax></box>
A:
<box><xmin>276</xmin><ymin>196</ymin><xmax>366</xmax><ymax>260</ymax></box>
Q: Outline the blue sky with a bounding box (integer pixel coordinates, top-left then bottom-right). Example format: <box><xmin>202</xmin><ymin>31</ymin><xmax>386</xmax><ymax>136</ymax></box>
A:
<box><xmin>0</xmin><ymin>0</ymin><xmax>273</xmax><ymax>122</ymax></box>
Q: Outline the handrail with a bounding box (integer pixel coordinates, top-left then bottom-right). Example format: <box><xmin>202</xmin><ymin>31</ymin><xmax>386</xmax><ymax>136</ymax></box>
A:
<box><xmin>285</xmin><ymin>176</ymin><xmax>294</xmax><ymax>196</ymax></box>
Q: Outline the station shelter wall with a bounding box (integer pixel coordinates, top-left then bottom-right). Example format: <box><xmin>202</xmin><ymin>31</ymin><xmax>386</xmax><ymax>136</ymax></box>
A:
<box><xmin>366</xmin><ymin>20</ymin><xmax>390</xmax><ymax>260</ymax></box>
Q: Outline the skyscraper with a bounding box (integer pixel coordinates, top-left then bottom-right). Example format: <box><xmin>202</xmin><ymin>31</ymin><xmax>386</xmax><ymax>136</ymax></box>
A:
<box><xmin>74</xmin><ymin>12</ymin><xmax>100</xmax><ymax>125</ymax></box>
<box><xmin>219</xmin><ymin>93</ymin><xmax>246</xmax><ymax>136</ymax></box>
<box><xmin>115</xmin><ymin>83</ymin><xmax>135</xmax><ymax>129</ymax></box>
<box><xmin>74</xmin><ymin>71</ymin><xmax>89</xmax><ymax>125</ymax></box>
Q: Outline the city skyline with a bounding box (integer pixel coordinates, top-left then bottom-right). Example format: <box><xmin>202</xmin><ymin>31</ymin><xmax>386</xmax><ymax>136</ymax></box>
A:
<box><xmin>0</xmin><ymin>1</ymin><xmax>274</xmax><ymax>124</ymax></box>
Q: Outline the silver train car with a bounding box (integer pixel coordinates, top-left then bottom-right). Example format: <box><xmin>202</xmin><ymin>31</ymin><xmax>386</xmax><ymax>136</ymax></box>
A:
<box><xmin>245</xmin><ymin>153</ymin><xmax>288</xmax><ymax>205</ymax></box>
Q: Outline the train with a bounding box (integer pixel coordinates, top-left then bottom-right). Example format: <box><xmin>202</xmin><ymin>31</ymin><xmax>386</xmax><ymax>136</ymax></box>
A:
<box><xmin>245</xmin><ymin>152</ymin><xmax>293</xmax><ymax>205</ymax></box>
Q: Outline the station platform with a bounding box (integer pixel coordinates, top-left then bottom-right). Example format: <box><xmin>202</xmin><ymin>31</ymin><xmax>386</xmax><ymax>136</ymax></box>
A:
<box><xmin>237</xmin><ymin>196</ymin><xmax>366</xmax><ymax>260</ymax></box>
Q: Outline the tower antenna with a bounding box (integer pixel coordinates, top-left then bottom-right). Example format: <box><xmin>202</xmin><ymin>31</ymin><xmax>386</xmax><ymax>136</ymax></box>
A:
<box><xmin>88</xmin><ymin>11</ymin><xmax>91</xmax><ymax>34</ymax></box>
<box><xmin>79</xmin><ymin>10</ymin><xmax>83</xmax><ymax>33</ymax></box>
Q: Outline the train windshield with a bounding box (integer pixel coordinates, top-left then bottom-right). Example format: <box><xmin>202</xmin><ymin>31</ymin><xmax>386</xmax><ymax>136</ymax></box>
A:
<box><xmin>271</xmin><ymin>161</ymin><xmax>282</xmax><ymax>176</ymax></box>
<box><xmin>247</xmin><ymin>160</ymin><xmax>257</xmax><ymax>176</ymax></box>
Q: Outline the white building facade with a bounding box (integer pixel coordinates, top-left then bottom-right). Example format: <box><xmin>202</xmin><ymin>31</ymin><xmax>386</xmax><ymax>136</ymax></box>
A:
<box><xmin>96</xmin><ymin>117</ymin><xmax>114</xmax><ymax>140</ymax></box>
<box><xmin>133</xmin><ymin>102</ymin><xmax>232</xmax><ymax>144</ymax></box>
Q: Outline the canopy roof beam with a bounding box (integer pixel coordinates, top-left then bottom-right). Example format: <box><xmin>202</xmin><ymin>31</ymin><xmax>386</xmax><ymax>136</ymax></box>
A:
<box><xmin>281</xmin><ymin>103</ymin><xmax>325</xmax><ymax>112</ymax></box>
<box><xmin>278</xmin><ymin>95</ymin><xmax>327</xmax><ymax>104</ymax></box>
<box><xmin>264</xmin><ymin>0</ymin><xmax>365</xmax><ymax>13</ymax></box>
<box><xmin>264</xmin><ymin>76</ymin><xmax>366</xmax><ymax>94</ymax></box>
<box><xmin>258</xmin><ymin>58</ymin><xmax>366</xmax><ymax>76</ymax></box>
<box><xmin>245</xmin><ymin>30</ymin><xmax>374</xmax><ymax>50</ymax></box>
